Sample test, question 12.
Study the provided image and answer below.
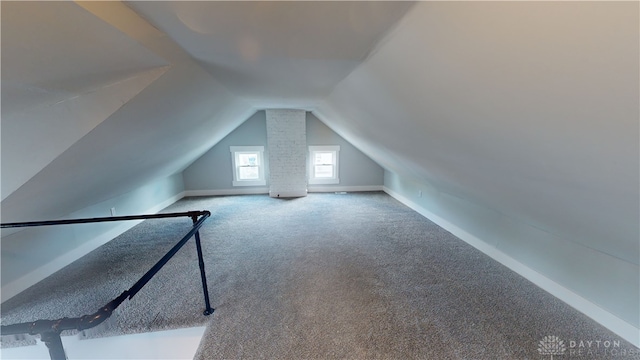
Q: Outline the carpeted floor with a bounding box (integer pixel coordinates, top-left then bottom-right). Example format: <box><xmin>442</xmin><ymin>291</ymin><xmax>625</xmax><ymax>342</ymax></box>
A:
<box><xmin>2</xmin><ymin>192</ymin><xmax>638</xmax><ymax>359</ymax></box>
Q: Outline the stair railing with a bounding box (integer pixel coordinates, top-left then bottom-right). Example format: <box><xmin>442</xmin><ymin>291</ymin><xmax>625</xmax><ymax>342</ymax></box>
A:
<box><xmin>1</xmin><ymin>210</ymin><xmax>213</xmax><ymax>360</ymax></box>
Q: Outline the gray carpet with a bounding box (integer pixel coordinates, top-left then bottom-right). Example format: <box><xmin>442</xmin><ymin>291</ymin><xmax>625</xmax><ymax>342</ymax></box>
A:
<box><xmin>1</xmin><ymin>192</ymin><xmax>638</xmax><ymax>359</ymax></box>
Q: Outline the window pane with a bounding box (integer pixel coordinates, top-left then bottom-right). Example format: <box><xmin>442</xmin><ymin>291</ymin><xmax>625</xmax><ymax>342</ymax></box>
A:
<box><xmin>314</xmin><ymin>165</ymin><xmax>334</xmax><ymax>178</ymax></box>
<box><xmin>239</xmin><ymin>166</ymin><xmax>259</xmax><ymax>180</ymax></box>
<box><xmin>314</xmin><ymin>152</ymin><xmax>333</xmax><ymax>165</ymax></box>
<box><xmin>238</xmin><ymin>153</ymin><xmax>259</xmax><ymax>166</ymax></box>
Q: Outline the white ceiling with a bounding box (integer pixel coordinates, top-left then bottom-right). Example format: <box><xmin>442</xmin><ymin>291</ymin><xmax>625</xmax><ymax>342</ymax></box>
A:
<box><xmin>126</xmin><ymin>1</ymin><xmax>414</xmax><ymax>107</ymax></box>
<box><xmin>1</xmin><ymin>1</ymin><xmax>413</xmax><ymax>222</ymax></box>
<box><xmin>1</xmin><ymin>1</ymin><xmax>169</xmax><ymax>117</ymax></box>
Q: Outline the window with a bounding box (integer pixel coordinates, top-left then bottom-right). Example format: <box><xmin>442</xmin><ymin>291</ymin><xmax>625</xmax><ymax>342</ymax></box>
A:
<box><xmin>230</xmin><ymin>146</ymin><xmax>266</xmax><ymax>186</ymax></box>
<box><xmin>308</xmin><ymin>145</ymin><xmax>340</xmax><ymax>184</ymax></box>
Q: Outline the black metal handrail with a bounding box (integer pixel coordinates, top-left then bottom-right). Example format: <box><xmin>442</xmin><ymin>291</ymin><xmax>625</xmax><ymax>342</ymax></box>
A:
<box><xmin>1</xmin><ymin>210</ymin><xmax>214</xmax><ymax>360</ymax></box>
<box><xmin>0</xmin><ymin>211</ymin><xmax>208</xmax><ymax>228</ymax></box>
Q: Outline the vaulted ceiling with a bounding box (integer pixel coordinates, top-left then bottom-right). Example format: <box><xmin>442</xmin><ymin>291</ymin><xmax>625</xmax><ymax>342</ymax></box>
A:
<box><xmin>128</xmin><ymin>1</ymin><xmax>413</xmax><ymax>108</ymax></box>
<box><xmin>2</xmin><ymin>0</ymin><xmax>638</xmax><ymax>281</ymax></box>
<box><xmin>1</xmin><ymin>1</ymin><xmax>414</xmax><ymax>223</ymax></box>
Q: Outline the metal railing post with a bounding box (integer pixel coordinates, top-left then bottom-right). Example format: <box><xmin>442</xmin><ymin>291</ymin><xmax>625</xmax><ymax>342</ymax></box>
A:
<box><xmin>191</xmin><ymin>215</ymin><xmax>214</xmax><ymax>315</ymax></box>
<box><xmin>40</xmin><ymin>331</ymin><xmax>67</xmax><ymax>360</ymax></box>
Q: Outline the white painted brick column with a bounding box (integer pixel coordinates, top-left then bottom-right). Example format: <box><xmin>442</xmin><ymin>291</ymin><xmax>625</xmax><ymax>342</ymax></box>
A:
<box><xmin>265</xmin><ymin>109</ymin><xmax>307</xmax><ymax>198</ymax></box>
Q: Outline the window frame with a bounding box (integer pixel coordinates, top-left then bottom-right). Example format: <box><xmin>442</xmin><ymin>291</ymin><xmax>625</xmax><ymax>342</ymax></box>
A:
<box><xmin>308</xmin><ymin>145</ymin><xmax>340</xmax><ymax>185</ymax></box>
<box><xmin>230</xmin><ymin>146</ymin><xmax>266</xmax><ymax>186</ymax></box>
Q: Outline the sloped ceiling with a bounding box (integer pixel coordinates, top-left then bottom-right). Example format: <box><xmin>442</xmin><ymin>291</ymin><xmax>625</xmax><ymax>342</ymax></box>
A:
<box><xmin>1</xmin><ymin>0</ymin><xmax>637</xmax><ymax>267</ymax></box>
<box><xmin>1</xmin><ymin>1</ymin><xmax>169</xmax><ymax>115</ymax></box>
<box><xmin>127</xmin><ymin>1</ymin><xmax>414</xmax><ymax>108</ymax></box>
<box><xmin>1</xmin><ymin>1</ymin><xmax>171</xmax><ymax>200</ymax></box>
<box><xmin>0</xmin><ymin>1</ymin><xmax>413</xmax><ymax>222</ymax></box>
<box><xmin>316</xmin><ymin>2</ymin><xmax>639</xmax><ymax>265</ymax></box>
<box><xmin>1</xmin><ymin>1</ymin><xmax>257</xmax><ymax>222</ymax></box>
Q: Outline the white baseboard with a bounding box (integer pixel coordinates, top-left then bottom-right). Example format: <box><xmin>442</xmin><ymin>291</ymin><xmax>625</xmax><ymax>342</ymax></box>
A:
<box><xmin>184</xmin><ymin>185</ymin><xmax>383</xmax><ymax>197</ymax></box>
<box><xmin>383</xmin><ymin>186</ymin><xmax>640</xmax><ymax>348</ymax></box>
<box><xmin>307</xmin><ymin>185</ymin><xmax>383</xmax><ymax>193</ymax></box>
<box><xmin>184</xmin><ymin>188</ymin><xmax>269</xmax><ymax>197</ymax></box>
<box><xmin>1</xmin><ymin>192</ymin><xmax>186</xmax><ymax>303</ymax></box>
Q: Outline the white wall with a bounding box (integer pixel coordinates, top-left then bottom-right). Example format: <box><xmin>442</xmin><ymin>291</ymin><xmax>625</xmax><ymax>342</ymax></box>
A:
<box><xmin>182</xmin><ymin>111</ymin><xmax>270</xmax><ymax>195</ymax></box>
<box><xmin>182</xmin><ymin>111</ymin><xmax>384</xmax><ymax>195</ymax></box>
<box><xmin>306</xmin><ymin>113</ymin><xmax>383</xmax><ymax>191</ymax></box>
<box><xmin>1</xmin><ymin>174</ymin><xmax>185</xmax><ymax>302</ymax></box>
<box><xmin>266</xmin><ymin>109</ymin><xmax>308</xmax><ymax>198</ymax></box>
<box><xmin>317</xmin><ymin>2</ymin><xmax>639</xmax><ymax>345</ymax></box>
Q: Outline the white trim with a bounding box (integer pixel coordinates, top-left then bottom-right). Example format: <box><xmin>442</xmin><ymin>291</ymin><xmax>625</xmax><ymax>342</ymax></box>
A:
<box><xmin>1</xmin><ymin>192</ymin><xmax>185</xmax><ymax>303</ymax></box>
<box><xmin>185</xmin><ymin>186</ymin><xmax>383</xmax><ymax>197</ymax></box>
<box><xmin>308</xmin><ymin>145</ymin><xmax>340</xmax><ymax>185</ymax></box>
<box><xmin>230</xmin><ymin>146</ymin><xmax>266</xmax><ymax>186</ymax></box>
<box><xmin>383</xmin><ymin>186</ymin><xmax>640</xmax><ymax>348</ymax></box>
<box><xmin>184</xmin><ymin>188</ymin><xmax>269</xmax><ymax>197</ymax></box>
<box><xmin>307</xmin><ymin>185</ymin><xmax>383</xmax><ymax>193</ymax></box>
